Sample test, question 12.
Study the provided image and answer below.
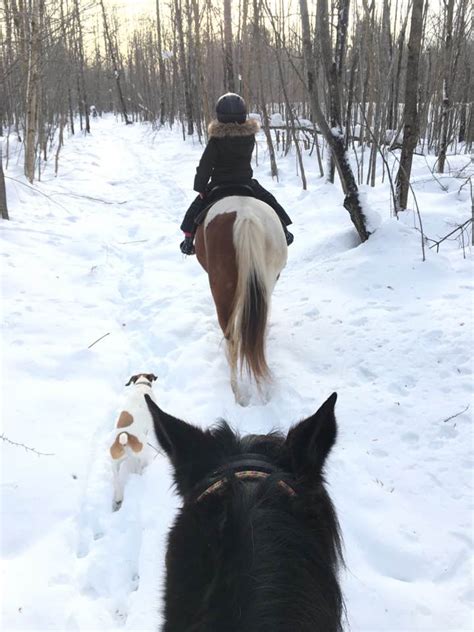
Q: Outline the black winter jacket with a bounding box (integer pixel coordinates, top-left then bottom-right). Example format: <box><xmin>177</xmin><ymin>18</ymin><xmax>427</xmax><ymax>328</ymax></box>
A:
<box><xmin>193</xmin><ymin>118</ymin><xmax>260</xmax><ymax>193</ymax></box>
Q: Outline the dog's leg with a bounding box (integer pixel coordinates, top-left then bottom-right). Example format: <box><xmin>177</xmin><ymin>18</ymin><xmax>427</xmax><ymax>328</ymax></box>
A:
<box><xmin>112</xmin><ymin>460</ymin><xmax>124</xmax><ymax>510</ymax></box>
<box><xmin>133</xmin><ymin>456</ymin><xmax>145</xmax><ymax>475</ymax></box>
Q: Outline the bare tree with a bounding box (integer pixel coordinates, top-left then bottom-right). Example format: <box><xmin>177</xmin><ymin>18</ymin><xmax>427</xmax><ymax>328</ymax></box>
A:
<box><xmin>224</xmin><ymin>0</ymin><xmax>236</xmax><ymax>92</ymax></box>
<box><xmin>156</xmin><ymin>0</ymin><xmax>167</xmax><ymax>125</ymax></box>
<box><xmin>0</xmin><ymin>142</ymin><xmax>9</xmax><ymax>220</ymax></box>
<box><xmin>73</xmin><ymin>0</ymin><xmax>90</xmax><ymax>133</ymax></box>
<box><xmin>299</xmin><ymin>0</ymin><xmax>370</xmax><ymax>242</ymax></box>
<box><xmin>395</xmin><ymin>0</ymin><xmax>424</xmax><ymax>211</ymax></box>
<box><xmin>253</xmin><ymin>0</ymin><xmax>278</xmax><ymax>179</ymax></box>
<box><xmin>437</xmin><ymin>0</ymin><xmax>454</xmax><ymax>172</ymax></box>
<box><xmin>24</xmin><ymin>0</ymin><xmax>42</xmax><ymax>182</ymax></box>
<box><xmin>174</xmin><ymin>0</ymin><xmax>194</xmax><ymax>134</ymax></box>
<box><xmin>100</xmin><ymin>0</ymin><xmax>131</xmax><ymax>125</ymax></box>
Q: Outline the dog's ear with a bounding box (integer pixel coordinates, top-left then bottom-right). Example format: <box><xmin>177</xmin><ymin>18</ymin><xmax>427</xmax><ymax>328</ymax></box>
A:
<box><xmin>125</xmin><ymin>375</ymin><xmax>138</xmax><ymax>386</ymax></box>
<box><xmin>146</xmin><ymin>373</ymin><xmax>158</xmax><ymax>382</ymax></box>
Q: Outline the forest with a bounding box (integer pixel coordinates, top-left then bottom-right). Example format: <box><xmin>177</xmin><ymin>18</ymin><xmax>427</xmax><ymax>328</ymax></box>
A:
<box><xmin>1</xmin><ymin>0</ymin><xmax>472</xmax><ymax>239</ymax></box>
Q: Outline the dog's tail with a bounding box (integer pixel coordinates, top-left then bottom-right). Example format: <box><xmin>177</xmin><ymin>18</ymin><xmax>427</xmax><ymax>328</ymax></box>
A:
<box><xmin>119</xmin><ymin>432</ymin><xmax>128</xmax><ymax>446</ymax></box>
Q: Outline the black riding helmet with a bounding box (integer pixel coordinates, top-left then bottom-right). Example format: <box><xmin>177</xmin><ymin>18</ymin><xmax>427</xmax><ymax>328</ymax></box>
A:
<box><xmin>216</xmin><ymin>93</ymin><xmax>247</xmax><ymax>124</ymax></box>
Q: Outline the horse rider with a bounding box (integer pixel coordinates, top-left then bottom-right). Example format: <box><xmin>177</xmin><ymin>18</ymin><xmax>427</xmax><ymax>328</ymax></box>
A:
<box><xmin>179</xmin><ymin>93</ymin><xmax>294</xmax><ymax>255</ymax></box>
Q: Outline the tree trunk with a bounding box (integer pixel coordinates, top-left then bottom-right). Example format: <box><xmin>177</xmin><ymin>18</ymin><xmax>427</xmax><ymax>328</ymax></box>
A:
<box><xmin>192</xmin><ymin>0</ymin><xmax>211</xmax><ymax>132</ymax></box>
<box><xmin>224</xmin><ymin>0</ymin><xmax>236</xmax><ymax>92</ymax></box>
<box><xmin>24</xmin><ymin>0</ymin><xmax>41</xmax><ymax>183</ymax></box>
<box><xmin>156</xmin><ymin>0</ymin><xmax>167</xmax><ymax>125</ymax></box>
<box><xmin>100</xmin><ymin>0</ymin><xmax>131</xmax><ymax>125</ymax></box>
<box><xmin>253</xmin><ymin>0</ymin><xmax>278</xmax><ymax>179</ymax></box>
<box><xmin>239</xmin><ymin>0</ymin><xmax>251</xmax><ymax>104</ymax></box>
<box><xmin>265</xmin><ymin>6</ymin><xmax>306</xmax><ymax>187</ymax></box>
<box><xmin>437</xmin><ymin>0</ymin><xmax>454</xmax><ymax>173</ymax></box>
<box><xmin>174</xmin><ymin>0</ymin><xmax>193</xmax><ymax>134</ymax></box>
<box><xmin>324</xmin><ymin>0</ymin><xmax>350</xmax><ymax>182</ymax></box>
<box><xmin>73</xmin><ymin>0</ymin><xmax>90</xmax><ymax>133</ymax></box>
<box><xmin>395</xmin><ymin>0</ymin><xmax>424</xmax><ymax>211</ymax></box>
<box><xmin>299</xmin><ymin>0</ymin><xmax>370</xmax><ymax>242</ymax></box>
<box><xmin>0</xmin><ymin>143</ymin><xmax>9</xmax><ymax>220</ymax></box>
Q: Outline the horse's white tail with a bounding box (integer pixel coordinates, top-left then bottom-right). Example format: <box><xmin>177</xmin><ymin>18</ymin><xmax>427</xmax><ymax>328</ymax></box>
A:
<box><xmin>225</xmin><ymin>212</ymin><xmax>270</xmax><ymax>384</ymax></box>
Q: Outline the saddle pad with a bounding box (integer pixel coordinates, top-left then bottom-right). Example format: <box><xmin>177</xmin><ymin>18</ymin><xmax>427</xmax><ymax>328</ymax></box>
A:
<box><xmin>195</xmin><ymin>184</ymin><xmax>256</xmax><ymax>226</ymax></box>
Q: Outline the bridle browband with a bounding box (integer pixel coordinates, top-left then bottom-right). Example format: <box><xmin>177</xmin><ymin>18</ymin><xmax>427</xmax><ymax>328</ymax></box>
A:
<box><xmin>191</xmin><ymin>453</ymin><xmax>297</xmax><ymax>503</ymax></box>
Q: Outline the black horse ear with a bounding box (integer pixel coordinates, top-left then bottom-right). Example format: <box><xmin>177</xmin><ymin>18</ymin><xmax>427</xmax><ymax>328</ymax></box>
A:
<box><xmin>125</xmin><ymin>375</ymin><xmax>137</xmax><ymax>386</ymax></box>
<box><xmin>147</xmin><ymin>374</ymin><xmax>158</xmax><ymax>382</ymax></box>
<box><xmin>145</xmin><ymin>395</ymin><xmax>214</xmax><ymax>494</ymax></box>
<box><xmin>285</xmin><ymin>393</ymin><xmax>338</xmax><ymax>476</ymax></box>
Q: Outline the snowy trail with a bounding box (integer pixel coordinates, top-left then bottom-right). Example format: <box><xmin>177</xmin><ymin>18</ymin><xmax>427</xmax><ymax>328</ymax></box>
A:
<box><xmin>1</xmin><ymin>116</ymin><xmax>473</xmax><ymax>631</ymax></box>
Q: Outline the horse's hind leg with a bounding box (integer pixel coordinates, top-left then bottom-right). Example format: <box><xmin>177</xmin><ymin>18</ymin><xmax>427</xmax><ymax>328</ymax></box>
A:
<box><xmin>227</xmin><ymin>338</ymin><xmax>238</xmax><ymax>399</ymax></box>
<box><xmin>226</xmin><ymin>338</ymin><xmax>251</xmax><ymax>406</ymax></box>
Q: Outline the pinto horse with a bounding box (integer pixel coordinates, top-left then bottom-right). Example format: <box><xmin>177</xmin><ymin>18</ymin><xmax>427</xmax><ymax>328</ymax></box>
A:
<box><xmin>195</xmin><ymin>196</ymin><xmax>287</xmax><ymax>404</ymax></box>
<box><xmin>145</xmin><ymin>392</ymin><xmax>344</xmax><ymax>632</ymax></box>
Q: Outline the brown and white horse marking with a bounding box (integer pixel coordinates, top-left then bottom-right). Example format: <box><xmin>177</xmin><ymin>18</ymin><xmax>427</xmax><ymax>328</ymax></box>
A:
<box><xmin>195</xmin><ymin>196</ymin><xmax>287</xmax><ymax>404</ymax></box>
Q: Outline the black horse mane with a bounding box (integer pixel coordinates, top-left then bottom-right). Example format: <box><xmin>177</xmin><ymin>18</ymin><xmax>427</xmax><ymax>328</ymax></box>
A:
<box><xmin>164</xmin><ymin>420</ymin><xmax>344</xmax><ymax>632</ymax></box>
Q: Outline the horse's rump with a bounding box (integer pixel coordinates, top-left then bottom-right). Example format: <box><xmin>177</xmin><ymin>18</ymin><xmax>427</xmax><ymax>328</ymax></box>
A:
<box><xmin>196</xmin><ymin>196</ymin><xmax>287</xmax><ymax>400</ymax></box>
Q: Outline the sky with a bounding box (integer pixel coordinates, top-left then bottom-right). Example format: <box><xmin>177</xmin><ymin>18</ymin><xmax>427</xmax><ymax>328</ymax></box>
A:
<box><xmin>105</xmin><ymin>0</ymin><xmax>444</xmax><ymax>27</ymax></box>
<box><xmin>106</xmin><ymin>0</ymin><xmax>156</xmax><ymax>19</ymax></box>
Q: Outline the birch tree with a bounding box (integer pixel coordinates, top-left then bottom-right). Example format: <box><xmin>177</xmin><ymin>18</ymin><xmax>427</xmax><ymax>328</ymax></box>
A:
<box><xmin>24</xmin><ymin>0</ymin><xmax>42</xmax><ymax>182</ymax></box>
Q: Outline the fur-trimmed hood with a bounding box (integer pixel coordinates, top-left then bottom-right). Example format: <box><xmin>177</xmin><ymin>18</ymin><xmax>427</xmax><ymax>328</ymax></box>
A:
<box><xmin>208</xmin><ymin>118</ymin><xmax>260</xmax><ymax>139</ymax></box>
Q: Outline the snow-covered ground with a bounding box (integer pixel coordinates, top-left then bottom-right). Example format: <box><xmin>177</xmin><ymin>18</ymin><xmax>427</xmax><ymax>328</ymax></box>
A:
<box><xmin>1</xmin><ymin>116</ymin><xmax>472</xmax><ymax>631</ymax></box>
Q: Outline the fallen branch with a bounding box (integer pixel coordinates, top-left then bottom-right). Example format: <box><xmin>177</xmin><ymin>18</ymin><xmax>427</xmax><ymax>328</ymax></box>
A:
<box><xmin>1</xmin><ymin>433</ymin><xmax>54</xmax><ymax>456</ymax></box>
<box><xmin>88</xmin><ymin>332</ymin><xmax>111</xmax><ymax>349</ymax></box>
<box><xmin>4</xmin><ymin>176</ymin><xmax>70</xmax><ymax>212</ymax></box>
<box><xmin>428</xmin><ymin>218</ymin><xmax>473</xmax><ymax>251</ymax></box>
<box><xmin>50</xmin><ymin>191</ymin><xmax>128</xmax><ymax>205</ymax></box>
<box><xmin>117</xmin><ymin>239</ymin><xmax>149</xmax><ymax>244</ymax></box>
<box><xmin>441</xmin><ymin>404</ymin><xmax>470</xmax><ymax>424</ymax></box>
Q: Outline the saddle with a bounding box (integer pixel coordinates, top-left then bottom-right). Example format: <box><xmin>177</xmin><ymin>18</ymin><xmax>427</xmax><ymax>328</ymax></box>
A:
<box><xmin>195</xmin><ymin>183</ymin><xmax>256</xmax><ymax>226</ymax></box>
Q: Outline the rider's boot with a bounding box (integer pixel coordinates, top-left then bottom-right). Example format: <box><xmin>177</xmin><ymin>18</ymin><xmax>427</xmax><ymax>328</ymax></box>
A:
<box><xmin>283</xmin><ymin>225</ymin><xmax>294</xmax><ymax>246</ymax></box>
<box><xmin>180</xmin><ymin>232</ymin><xmax>195</xmax><ymax>255</ymax></box>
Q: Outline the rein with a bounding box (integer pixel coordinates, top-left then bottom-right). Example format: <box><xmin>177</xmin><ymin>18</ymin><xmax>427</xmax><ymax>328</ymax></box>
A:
<box><xmin>192</xmin><ymin>453</ymin><xmax>297</xmax><ymax>503</ymax></box>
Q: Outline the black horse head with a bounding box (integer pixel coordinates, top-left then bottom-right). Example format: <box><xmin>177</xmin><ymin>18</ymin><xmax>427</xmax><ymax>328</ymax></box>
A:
<box><xmin>146</xmin><ymin>393</ymin><xmax>344</xmax><ymax>632</ymax></box>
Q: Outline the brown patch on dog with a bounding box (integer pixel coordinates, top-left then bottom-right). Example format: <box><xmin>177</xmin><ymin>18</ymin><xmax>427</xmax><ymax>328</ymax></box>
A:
<box><xmin>127</xmin><ymin>434</ymin><xmax>144</xmax><ymax>453</ymax></box>
<box><xmin>117</xmin><ymin>410</ymin><xmax>133</xmax><ymax>428</ymax></box>
<box><xmin>110</xmin><ymin>437</ymin><xmax>125</xmax><ymax>460</ymax></box>
<box><xmin>110</xmin><ymin>432</ymin><xmax>143</xmax><ymax>459</ymax></box>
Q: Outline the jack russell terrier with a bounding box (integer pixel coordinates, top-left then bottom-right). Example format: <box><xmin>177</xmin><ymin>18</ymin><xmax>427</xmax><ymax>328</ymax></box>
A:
<box><xmin>110</xmin><ymin>373</ymin><xmax>158</xmax><ymax>509</ymax></box>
